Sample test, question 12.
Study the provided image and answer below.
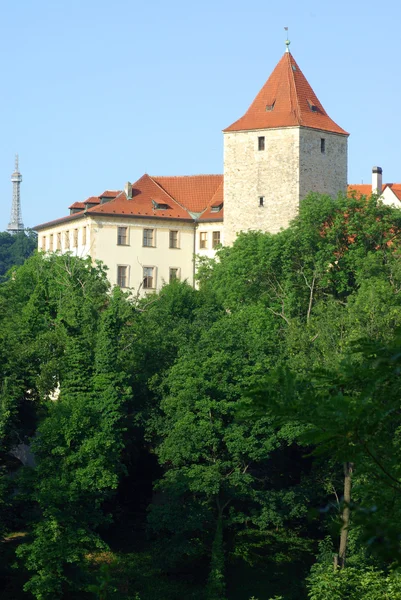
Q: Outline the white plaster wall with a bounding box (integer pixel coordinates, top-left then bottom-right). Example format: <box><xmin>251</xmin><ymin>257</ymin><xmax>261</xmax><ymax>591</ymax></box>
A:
<box><xmin>381</xmin><ymin>188</ymin><xmax>401</xmax><ymax>208</ymax></box>
<box><xmin>90</xmin><ymin>217</ymin><xmax>196</xmax><ymax>293</ymax></box>
<box><xmin>38</xmin><ymin>218</ymin><xmax>92</xmax><ymax>257</ymax></box>
<box><xmin>195</xmin><ymin>221</ymin><xmax>224</xmax><ymax>259</ymax></box>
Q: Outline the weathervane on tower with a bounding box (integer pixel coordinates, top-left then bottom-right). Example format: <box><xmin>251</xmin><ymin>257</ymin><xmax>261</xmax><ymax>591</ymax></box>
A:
<box><xmin>284</xmin><ymin>27</ymin><xmax>290</xmax><ymax>52</ymax></box>
<box><xmin>7</xmin><ymin>154</ymin><xmax>24</xmax><ymax>233</ymax></box>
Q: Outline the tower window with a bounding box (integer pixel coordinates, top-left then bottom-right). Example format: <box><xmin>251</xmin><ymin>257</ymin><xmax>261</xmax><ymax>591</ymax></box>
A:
<box><xmin>321</xmin><ymin>138</ymin><xmax>326</xmax><ymax>154</ymax></box>
<box><xmin>259</xmin><ymin>196</ymin><xmax>264</xmax><ymax>207</ymax></box>
<box><xmin>258</xmin><ymin>136</ymin><xmax>265</xmax><ymax>151</ymax></box>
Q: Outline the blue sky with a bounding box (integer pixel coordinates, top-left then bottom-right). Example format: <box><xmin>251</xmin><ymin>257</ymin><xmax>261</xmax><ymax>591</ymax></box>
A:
<box><xmin>1</xmin><ymin>0</ymin><xmax>400</xmax><ymax>231</ymax></box>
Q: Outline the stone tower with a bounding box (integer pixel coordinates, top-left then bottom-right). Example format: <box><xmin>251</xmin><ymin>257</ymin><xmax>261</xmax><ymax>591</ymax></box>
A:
<box><xmin>7</xmin><ymin>155</ymin><xmax>24</xmax><ymax>233</ymax></box>
<box><xmin>223</xmin><ymin>48</ymin><xmax>349</xmax><ymax>245</ymax></box>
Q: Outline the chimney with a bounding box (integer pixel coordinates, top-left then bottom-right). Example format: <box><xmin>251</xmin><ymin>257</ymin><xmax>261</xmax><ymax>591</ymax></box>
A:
<box><xmin>372</xmin><ymin>167</ymin><xmax>382</xmax><ymax>195</ymax></box>
<box><xmin>124</xmin><ymin>181</ymin><xmax>133</xmax><ymax>199</ymax></box>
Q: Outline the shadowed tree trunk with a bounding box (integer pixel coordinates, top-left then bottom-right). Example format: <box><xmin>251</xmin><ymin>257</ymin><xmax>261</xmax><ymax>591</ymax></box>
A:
<box><xmin>206</xmin><ymin>504</ymin><xmax>227</xmax><ymax>600</ymax></box>
<box><xmin>334</xmin><ymin>461</ymin><xmax>353</xmax><ymax>570</ymax></box>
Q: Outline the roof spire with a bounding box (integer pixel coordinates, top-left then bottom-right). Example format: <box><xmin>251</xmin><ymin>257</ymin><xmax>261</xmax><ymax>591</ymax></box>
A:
<box><xmin>284</xmin><ymin>27</ymin><xmax>290</xmax><ymax>53</ymax></box>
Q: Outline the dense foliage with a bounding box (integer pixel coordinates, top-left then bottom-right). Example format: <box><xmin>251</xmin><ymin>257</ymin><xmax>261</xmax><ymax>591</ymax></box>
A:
<box><xmin>0</xmin><ymin>230</ymin><xmax>37</xmax><ymax>279</ymax></box>
<box><xmin>2</xmin><ymin>193</ymin><xmax>401</xmax><ymax>599</ymax></box>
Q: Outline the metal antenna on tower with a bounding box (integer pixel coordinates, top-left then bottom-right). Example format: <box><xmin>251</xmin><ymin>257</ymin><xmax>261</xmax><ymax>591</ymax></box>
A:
<box><xmin>7</xmin><ymin>154</ymin><xmax>24</xmax><ymax>233</ymax></box>
<box><xmin>284</xmin><ymin>27</ymin><xmax>290</xmax><ymax>52</ymax></box>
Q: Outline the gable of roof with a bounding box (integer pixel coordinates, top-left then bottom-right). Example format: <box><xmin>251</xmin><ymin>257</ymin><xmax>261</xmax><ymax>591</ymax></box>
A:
<box><xmin>86</xmin><ymin>174</ymin><xmax>194</xmax><ymax>220</ymax></box>
<box><xmin>224</xmin><ymin>52</ymin><xmax>348</xmax><ymax>136</ymax></box>
<box><xmin>198</xmin><ymin>180</ymin><xmax>224</xmax><ymax>221</ymax></box>
<box><xmin>384</xmin><ymin>184</ymin><xmax>401</xmax><ymax>202</ymax></box>
<box><xmin>152</xmin><ymin>174</ymin><xmax>223</xmax><ymax>213</ymax></box>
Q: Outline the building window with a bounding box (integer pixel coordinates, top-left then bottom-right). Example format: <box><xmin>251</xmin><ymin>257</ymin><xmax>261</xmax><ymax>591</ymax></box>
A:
<box><xmin>57</xmin><ymin>232</ymin><xmax>61</xmax><ymax>250</ymax></box>
<box><xmin>143</xmin><ymin>266</ymin><xmax>155</xmax><ymax>289</ymax></box>
<box><xmin>212</xmin><ymin>231</ymin><xmax>221</xmax><ymax>248</ymax></box>
<box><xmin>258</xmin><ymin>136</ymin><xmax>265</xmax><ymax>151</ymax></box>
<box><xmin>73</xmin><ymin>229</ymin><xmax>78</xmax><ymax>248</ymax></box>
<box><xmin>82</xmin><ymin>226</ymin><xmax>87</xmax><ymax>246</ymax></box>
<box><xmin>259</xmin><ymin>196</ymin><xmax>264</xmax><ymax>207</ymax></box>
<box><xmin>65</xmin><ymin>231</ymin><xmax>70</xmax><ymax>249</ymax></box>
<box><xmin>117</xmin><ymin>226</ymin><xmax>128</xmax><ymax>245</ymax></box>
<box><xmin>41</xmin><ymin>236</ymin><xmax>46</xmax><ymax>251</ymax></box>
<box><xmin>321</xmin><ymin>138</ymin><xmax>325</xmax><ymax>154</ymax></box>
<box><xmin>169</xmin><ymin>230</ymin><xmax>179</xmax><ymax>248</ymax></box>
<box><xmin>200</xmin><ymin>232</ymin><xmax>207</xmax><ymax>249</ymax></box>
<box><xmin>117</xmin><ymin>265</ymin><xmax>128</xmax><ymax>288</ymax></box>
<box><xmin>169</xmin><ymin>267</ymin><xmax>180</xmax><ymax>283</ymax></box>
<box><xmin>143</xmin><ymin>228</ymin><xmax>154</xmax><ymax>247</ymax></box>
<box><xmin>49</xmin><ymin>234</ymin><xmax>53</xmax><ymax>251</ymax></box>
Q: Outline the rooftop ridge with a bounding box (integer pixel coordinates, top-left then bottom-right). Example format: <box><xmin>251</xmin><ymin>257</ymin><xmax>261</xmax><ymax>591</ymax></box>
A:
<box><xmin>224</xmin><ymin>51</ymin><xmax>348</xmax><ymax>136</ymax></box>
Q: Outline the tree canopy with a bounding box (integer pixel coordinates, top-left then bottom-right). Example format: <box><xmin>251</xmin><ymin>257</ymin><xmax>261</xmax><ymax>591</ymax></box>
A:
<box><xmin>2</xmin><ymin>193</ymin><xmax>401</xmax><ymax>599</ymax></box>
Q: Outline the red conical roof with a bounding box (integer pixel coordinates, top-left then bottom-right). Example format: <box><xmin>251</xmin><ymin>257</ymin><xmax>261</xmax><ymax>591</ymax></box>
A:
<box><xmin>224</xmin><ymin>52</ymin><xmax>348</xmax><ymax>135</ymax></box>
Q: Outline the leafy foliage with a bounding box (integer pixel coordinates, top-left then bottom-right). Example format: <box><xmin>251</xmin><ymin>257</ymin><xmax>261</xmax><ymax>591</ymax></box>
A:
<box><xmin>3</xmin><ymin>194</ymin><xmax>401</xmax><ymax>598</ymax></box>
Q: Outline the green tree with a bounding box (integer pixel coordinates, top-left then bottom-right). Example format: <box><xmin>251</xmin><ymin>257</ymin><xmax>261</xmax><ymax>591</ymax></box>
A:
<box><xmin>0</xmin><ymin>230</ymin><xmax>37</xmax><ymax>280</ymax></box>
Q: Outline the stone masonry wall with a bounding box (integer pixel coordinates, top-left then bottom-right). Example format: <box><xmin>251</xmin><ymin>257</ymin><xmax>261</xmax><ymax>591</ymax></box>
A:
<box><xmin>299</xmin><ymin>129</ymin><xmax>347</xmax><ymax>200</ymax></box>
<box><xmin>223</xmin><ymin>127</ymin><xmax>348</xmax><ymax>245</ymax></box>
<box><xmin>223</xmin><ymin>127</ymin><xmax>300</xmax><ymax>245</ymax></box>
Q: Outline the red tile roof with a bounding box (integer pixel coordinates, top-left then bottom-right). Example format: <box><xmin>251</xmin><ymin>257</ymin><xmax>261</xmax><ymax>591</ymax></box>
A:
<box><xmin>153</xmin><ymin>174</ymin><xmax>223</xmax><ymax>213</ymax></box>
<box><xmin>99</xmin><ymin>190</ymin><xmax>120</xmax><ymax>198</ymax></box>
<box><xmin>198</xmin><ymin>180</ymin><xmax>224</xmax><ymax>221</ymax></box>
<box><xmin>348</xmin><ymin>183</ymin><xmax>401</xmax><ymax>203</ymax></box>
<box><xmin>87</xmin><ymin>175</ymin><xmax>194</xmax><ymax>220</ymax></box>
<box><xmin>224</xmin><ymin>52</ymin><xmax>348</xmax><ymax>136</ymax></box>
<box><xmin>34</xmin><ymin>174</ymin><xmax>224</xmax><ymax>230</ymax></box>
<box><xmin>348</xmin><ymin>184</ymin><xmax>372</xmax><ymax>198</ymax></box>
<box><xmin>68</xmin><ymin>201</ymin><xmax>85</xmax><ymax>210</ymax></box>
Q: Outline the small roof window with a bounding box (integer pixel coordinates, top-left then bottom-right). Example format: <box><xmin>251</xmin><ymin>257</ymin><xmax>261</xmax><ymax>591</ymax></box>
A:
<box><xmin>307</xmin><ymin>99</ymin><xmax>318</xmax><ymax>112</ymax></box>
<box><xmin>265</xmin><ymin>100</ymin><xmax>276</xmax><ymax>112</ymax></box>
<box><xmin>152</xmin><ymin>199</ymin><xmax>170</xmax><ymax>210</ymax></box>
<box><xmin>211</xmin><ymin>202</ymin><xmax>223</xmax><ymax>213</ymax></box>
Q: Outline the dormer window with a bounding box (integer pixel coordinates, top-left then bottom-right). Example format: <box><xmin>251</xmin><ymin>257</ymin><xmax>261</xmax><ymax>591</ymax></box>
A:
<box><xmin>152</xmin><ymin>199</ymin><xmax>170</xmax><ymax>210</ymax></box>
<box><xmin>307</xmin><ymin>99</ymin><xmax>318</xmax><ymax>112</ymax></box>
<box><xmin>265</xmin><ymin>100</ymin><xmax>275</xmax><ymax>111</ymax></box>
<box><xmin>211</xmin><ymin>202</ymin><xmax>223</xmax><ymax>213</ymax></box>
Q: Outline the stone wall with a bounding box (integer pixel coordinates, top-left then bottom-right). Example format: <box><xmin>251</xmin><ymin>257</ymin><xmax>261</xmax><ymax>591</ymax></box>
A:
<box><xmin>223</xmin><ymin>126</ymin><xmax>348</xmax><ymax>245</ymax></box>
<box><xmin>299</xmin><ymin>128</ymin><xmax>348</xmax><ymax>200</ymax></box>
